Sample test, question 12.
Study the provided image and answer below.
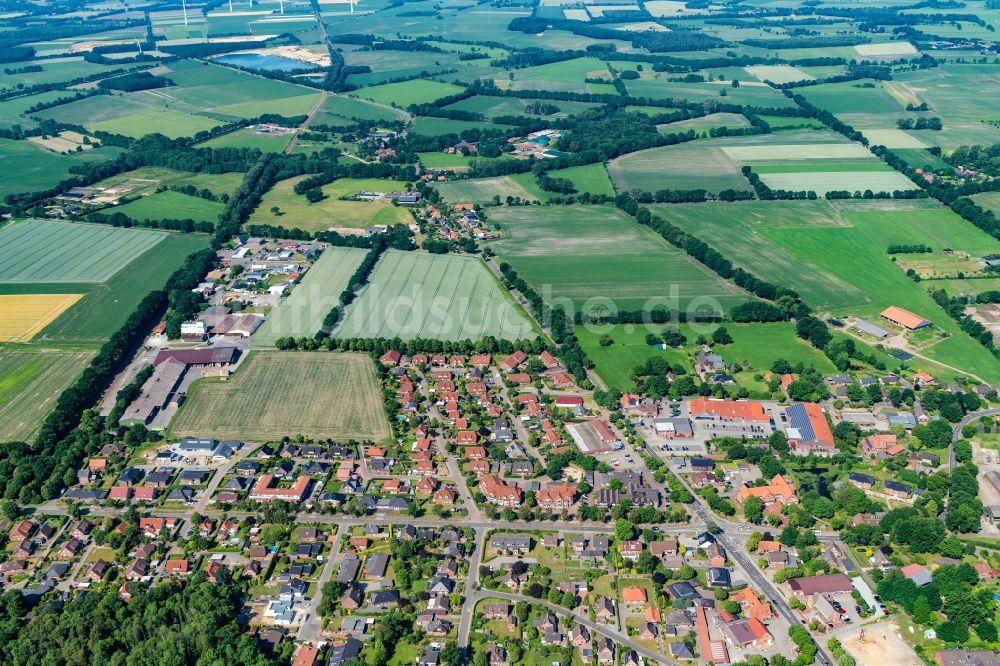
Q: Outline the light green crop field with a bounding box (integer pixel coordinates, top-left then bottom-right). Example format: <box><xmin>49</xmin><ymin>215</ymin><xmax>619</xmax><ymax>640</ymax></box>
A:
<box><xmin>170</xmin><ymin>351</ymin><xmax>391</xmax><ymax>441</ymax></box>
<box><xmin>249</xmin><ymin>176</ymin><xmax>414</xmax><ymax>232</ymax></box>
<box><xmin>657</xmin><ymin>112</ymin><xmax>751</xmax><ymax>134</ymax></box>
<box><xmin>354</xmin><ymin>79</ymin><xmax>464</xmax><ymax>106</ymax></box>
<box><xmin>253</xmin><ymin>246</ymin><xmax>369</xmax><ymax>346</ymax></box>
<box><xmin>607</xmin><ymin>140</ymin><xmax>752</xmax><ymax>193</ymax></box>
<box><xmin>0</xmin><ymin>348</ymin><xmax>95</xmax><ymax>443</ymax></box>
<box><xmin>0</xmin><ymin>232</ymin><xmax>209</xmax><ymax>345</ymax></box>
<box><xmin>487</xmin><ymin>206</ymin><xmax>751</xmax><ymax>314</ymax></box>
<box><xmin>198</xmin><ymin>127</ymin><xmax>294</xmax><ymax>153</ymax></box>
<box><xmin>410</xmin><ymin>116</ymin><xmax>513</xmax><ymax>136</ymax></box>
<box><xmin>508</xmin><ymin>56</ymin><xmax>611</xmax><ymax>93</ymax></box>
<box><xmin>545</xmin><ymin>163</ymin><xmax>616</xmax><ymax>196</ymax></box>
<box><xmin>313</xmin><ymin>94</ymin><xmax>404</xmax><ymax>125</ymax></box>
<box><xmin>577</xmin><ymin>322</ymin><xmax>837</xmax><ymax>391</ymax></box>
<box><xmin>104</xmin><ymin>190</ymin><xmax>224</xmax><ymax>223</ymax></box>
<box><xmin>89</xmin><ymin>106</ymin><xmax>226</xmax><ymax>139</ymax></box>
<box><xmin>653</xmin><ymin>200</ymin><xmax>1000</xmax><ymax>382</ymax></box>
<box><xmin>434</xmin><ymin>174</ymin><xmax>548</xmax><ymax>204</ymax></box>
<box><xmin>334</xmin><ymin>250</ymin><xmax>538</xmax><ymax>341</ymax></box>
<box><xmin>0</xmin><ymin>138</ymin><xmax>124</xmax><ymax>199</ymax></box>
<box><xmin>757</xmin><ymin>171</ymin><xmax>916</xmax><ymax>195</ymax></box>
<box><xmin>0</xmin><ymin>220</ymin><xmax>166</xmax><ymax>283</ymax></box>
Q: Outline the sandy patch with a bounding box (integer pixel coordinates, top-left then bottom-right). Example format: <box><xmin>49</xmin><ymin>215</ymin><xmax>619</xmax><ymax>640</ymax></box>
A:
<box><xmin>839</xmin><ymin>620</ymin><xmax>923</xmax><ymax>666</ymax></box>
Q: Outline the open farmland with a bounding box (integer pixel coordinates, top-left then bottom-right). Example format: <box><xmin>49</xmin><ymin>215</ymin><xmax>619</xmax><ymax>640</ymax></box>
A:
<box><xmin>487</xmin><ymin>206</ymin><xmax>751</xmax><ymax>315</ymax></box>
<box><xmin>0</xmin><ymin>220</ymin><xmax>166</xmax><ymax>283</ymax></box>
<box><xmin>653</xmin><ymin>200</ymin><xmax>1000</xmax><ymax>382</ymax></box>
<box><xmin>0</xmin><ymin>232</ymin><xmax>209</xmax><ymax>345</ymax></box>
<box><xmin>249</xmin><ymin>176</ymin><xmax>414</xmax><ymax>232</ymax></box>
<box><xmin>334</xmin><ymin>250</ymin><xmax>537</xmax><ymax>341</ymax></box>
<box><xmin>608</xmin><ymin>140</ymin><xmax>752</xmax><ymax>193</ymax></box>
<box><xmin>757</xmin><ymin>171</ymin><xmax>916</xmax><ymax>195</ymax></box>
<box><xmin>104</xmin><ymin>190</ymin><xmax>225</xmax><ymax>224</ymax></box>
<box><xmin>253</xmin><ymin>246</ymin><xmax>369</xmax><ymax>346</ymax></box>
<box><xmin>170</xmin><ymin>351</ymin><xmax>391</xmax><ymax>441</ymax></box>
<box><xmin>434</xmin><ymin>174</ymin><xmax>547</xmax><ymax>204</ymax></box>
<box><xmin>0</xmin><ymin>138</ymin><xmax>123</xmax><ymax>199</ymax></box>
<box><xmin>0</xmin><ymin>349</ymin><xmax>94</xmax><ymax>443</ymax></box>
<box><xmin>0</xmin><ymin>294</ymin><xmax>83</xmax><ymax>342</ymax></box>
<box><xmin>354</xmin><ymin>79</ymin><xmax>464</xmax><ymax>106</ymax></box>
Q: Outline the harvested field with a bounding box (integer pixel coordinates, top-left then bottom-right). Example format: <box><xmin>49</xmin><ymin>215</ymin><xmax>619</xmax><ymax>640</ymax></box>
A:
<box><xmin>744</xmin><ymin>64</ymin><xmax>814</xmax><ymax>84</ymax></box>
<box><xmin>721</xmin><ymin>143</ymin><xmax>871</xmax><ymax>161</ymax></box>
<box><xmin>855</xmin><ymin>42</ymin><xmax>918</xmax><ymax>57</ymax></box>
<box><xmin>434</xmin><ymin>174</ymin><xmax>546</xmax><ymax>204</ymax></box>
<box><xmin>0</xmin><ymin>220</ymin><xmax>165</xmax><ymax>283</ymax></box>
<box><xmin>758</xmin><ymin>171</ymin><xmax>917</xmax><ymax>194</ymax></box>
<box><xmin>253</xmin><ymin>246</ymin><xmax>369</xmax><ymax>346</ymax></box>
<box><xmin>0</xmin><ymin>348</ymin><xmax>94</xmax><ymax>443</ymax></box>
<box><xmin>334</xmin><ymin>250</ymin><xmax>537</xmax><ymax>341</ymax></box>
<box><xmin>170</xmin><ymin>351</ymin><xmax>391</xmax><ymax>441</ymax></box>
<box><xmin>0</xmin><ymin>294</ymin><xmax>83</xmax><ymax>342</ymax></box>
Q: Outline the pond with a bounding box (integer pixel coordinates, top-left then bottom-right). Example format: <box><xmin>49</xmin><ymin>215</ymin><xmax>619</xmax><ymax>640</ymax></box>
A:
<box><xmin>214</xmin><ymin>53</ymin><xmax>319</xmax><ymax>72</ymax></box>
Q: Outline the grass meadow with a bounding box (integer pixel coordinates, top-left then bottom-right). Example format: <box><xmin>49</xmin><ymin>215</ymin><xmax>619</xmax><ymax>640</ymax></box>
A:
<box><xmin>249</xmin><ymin>176</ymin><xmax>414</xmax><ymax>232</ymax></box>
<box><xmin>0</xmin><ymin>349</ymin><xmax>95</xmax><ymax>443</ymax></box>
<box><xmin>170</xmin><ymin>351</ymin><xmax>391</xmax><ymax>441</ymax></box>
<box><xmin>354</xmin><ymin>79</ymin><xmax>464</xmax><ymax>106</ymax></box>
<box><xmin>334</xmin><ymin>250</ymin><xmax>538</xmax><ymax>341</ymax></box>
<box><xmin>105</xmin><ymin>190</ymin><xmax>225</xmax><ymax>224</ymax></box>
<box><xmin>487</xmin><ymin>205</ymin><xmax>751</xmax><ymax>315</ymax></box>
<box><xmin>0</xmin><ymin>138</ymin><xmax>124</xmax><ymax>199</ymax></box>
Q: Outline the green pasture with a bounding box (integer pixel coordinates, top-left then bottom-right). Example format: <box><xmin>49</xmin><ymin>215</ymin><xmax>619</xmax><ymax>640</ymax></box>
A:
<box><xmin>487</xmin><ymin>205</ymin><xmax>752</xmax><ymax>314</ymax></box>
<box><xmin>249</xmin><ymin>176</ymin><xmax>414</xmax><ymax>232</ymax></box>
<box><xmin>105</xmin><ymin>190</ymin><xmax>225</xmax><ymax>224</ymax></box>
<box><xmin>354</xmin><ymin>79</ymin><xmax>465</xmax><ymax>107</ymax></box>
<box><xmin>0</xmin><ymin>138</ymin><xmax>123</xmax><ymax>199</ymax></box>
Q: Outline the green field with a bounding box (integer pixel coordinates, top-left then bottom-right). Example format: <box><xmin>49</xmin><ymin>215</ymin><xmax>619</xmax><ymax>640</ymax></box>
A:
<box><xmin>0</xmin><ymin>232</ymin><xmax>210</xmax><ymax>345</ymax></box>
<box><xmin>199</xmin><ymin>127</ymin><xmax>295</xmax><ymax>153</ymax></box>
<box><xmin>545</xmin><ymin>163</ymin><xmax>616</xmax><ymax>197</ymax></box>
<box><xmin>577</xmin><ymin>322</ymin><xmax>838</xmax><ymax>392</ymax></box>
<box><xmin>653</xmin><ymin>199</ymin><xmax>1000</xmax><ymax>382</ymax></box>
<box><xmin>443</xmin><ymin>95</ymin><xmax>598</xmax><ymax>120</ymax></box>
<box><xmin>104</xmin><ymin>190</ymin><xmax>225</xmax><ymax>224</ymax></box>
<box><xmin>253</xmin><ymin>246</ymin><xmax>369</xmax><ymax>346</ymax></box>
<box><xmin>354</xmin><ymin>79</ymin><xmax>465</xmax><ymax>107</ymax></box>
<box><xmin>0</xmin><ymin>138</ymin><xmax>124</xmax><ymax>199</ymax></box>
<box><xmin>657</xmin><ymin>112</ymin><xmax>751</xmax><ymax>134</ymax></box>
<box><xmin>410</xmin><ymin>116</ymin><xmax>512</xmax><ymax>136</ymax></box>
<box><xmin>434</xmin><ymin>173</ymin><xmax>549</xmax><ymax>204</ymax></box>
<box><xmin>486</xmin><ymin>205</ymin><xmax>751</xmax><ymax>314</ymax></box>
<box><xmin>312</xmin><ymin>94</ymin><xmax>403</xmax><ymax>125</ymax></box>
<box><xmin>334</xmin><ymin>250</ymin><xmax>537</xmax><ymax>341</ymax></box>
<box><xmin>608</xmin><ymin>139</ymin><xmax>753</xmax><ymax>193</ymax></box>
<box><xmin>249</xmin><ymin>176</ymin><xmax>415</xmax><ymax>232</ymax></box>
<box><xmin>170</xmin><ymin>351</ymin><xmax>391</xmax><ymax>441</ymax></box>
<box><xmin>0</xmin><ymin>348</ymin><xmax>95</xmax><ymax>443</ymax></box>
<box><xmin>0</xmin><ymin>220</ymin><xmax>166</xmax><ymax>283</ymax></box>
<box><xmin>91</xmin><ymin>167</ymin><xmax>245</xmax><ymax>198</ymax></box>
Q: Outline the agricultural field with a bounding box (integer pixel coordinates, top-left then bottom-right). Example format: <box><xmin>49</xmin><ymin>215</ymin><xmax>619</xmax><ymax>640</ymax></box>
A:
<box><xmin>170</xmin><ymin>351</ymin><xmax>391</xmax><ymax>441</ymax></box>
<box><xmin>333</xmin><ymin>250</ymin><xmax>537</xmax><ymax>341</ymax></box>
<box><xmin>248</xmin><ymin>176</ymin><xmax>415</xmax><ymax>233</ymax></box>
<box><xmin>312</xmin><ymin>94</ymin><xmax>404</xmax><ymax>125</ymax></box>
<box><xmin>353</xmin><ymin>79</ymin><xmax>464</xmax><ymax>107</ymax></box>
<box><xmin>744</xmin><ymin>64</ymin><xmax>814</xmax><ymax>84</ymax></box>
<box><xmin>198</xmin><ymin>126</ymin><xmax>295</xmax><ymax>153</ymax></box>
<box><xmin>607</xmin><ymin>140</ymin><xmax>753</xmax><ymax>193</ymax></box>
<box><xmin>103</xmin><ymin>190</ymin><xmax>225</xmax><ymax>224</ymax></box>
<box><xmin>0</xmin><ymin>348</ymin><xmax>95</xmax><ymax>443</ymax></box>
<box><xmin>0</xmin><ymin>294</ymin><xmax>83</xmax><ymax>343</ymax></box>
<box><xmin>0</xmin><ymin>220</ymin><xmax>166</xmax><ymax>283</ymax></box>
<box><xmin>486</xmin><ymin>205</ymin><xmax>752</xmax><ymax>315</ymax></box>
<box><xmin>253</xmin><ymin>246</ymin><xmax>369</xmax><ymax>346</ymax></box>
<box><xmin>0</xmin><ymin>232</ymin><xmax>209</xmax><ymax>345</ymax></box>
<box><xmin>91</xmin><ymin>167</ymin><xmax>245</xmax><ymax>199</ymax></box>
<box><xmin>0</xmin><ymin>138</ymin><xmax>124</xmax><ymax>199</ymax></box>
<box><xmin>544</xmin><ymin>163</ymin><xmax>616</xmax><ymax>197</ymax></box>
<box><xmin>443</xmin><ymin>95</ymin><xmax>598</xmax><ymax>120</ymax></box>
<box><xmin>434</xmin><ymin>173</ymin><xmax>549</xmax><ymax>204</ymax></box>
<box><xmin>657</xmin><ymin>112</ymin><xmax>751</xmax><ymax>134</ymax></box>
<box><xmin>653</xmin><ymin>199</ymin><xmax>1000</xmax><ymax>382</ymax></box>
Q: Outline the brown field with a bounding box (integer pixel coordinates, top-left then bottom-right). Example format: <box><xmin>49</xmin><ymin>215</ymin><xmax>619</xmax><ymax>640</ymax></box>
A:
<box><xmin>170</xmin><ymin>351</ymin><xmax>391</xmax><ymax>442</ymax></box>
<box><xmin>0</xmin><ymin>293</ymin><xmax>83</xmax><ymax>342</ymax></box>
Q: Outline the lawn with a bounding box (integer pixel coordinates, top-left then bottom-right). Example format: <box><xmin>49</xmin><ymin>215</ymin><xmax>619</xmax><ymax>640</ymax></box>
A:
<box><xmin>0</xmin><ymin>348</ymin><xmax>95</xmax><ymax>443</ymax></box>
<box><xmin>170</xmin><ymin>351</ymin><xmax>391</xmax><ymax>441</ymax></box>
<box><xmin>333</xmin><ymin>250</ymin><xmax>538</xmax><ymax>341</ymax></box>
<box><xmin>0</xmin><ymin>232</ymin><xmax>210</xmax><ymax>345</ymax></box>
<box><xmin>577</xmin><ymin>322</ymin><xmax>837</xmax><ymax>391</ymax></box>
<box><xmin>104</xmin><ymin>190</ymin><xmax>225</xmax><ymax>224</ymax></box>
<box><xmin>253</xmin><ymin>246</ymin><xmax>369</xmax><ymax>346</ymax></box>
<box><xmin>249</xmin><ymin>176</ymin><xmax>415</xmax><ymax>232</ymax></box>
<box><xmin>486</xmin><ymin>205</ymin><xmax>751</xmax><ymax>315</ymax></box>
<box><xmin>0</xmin><ymin>138</ymin><xmax>124</xmax><ymax>199</ymax></box>
<box><xmin>0</xmin><ymin>220</ymin><xmax>166</xmax><ymax>283</ymax></box>
<box><xmin>353</xmin><ymin>79</ymin><xmax>465</xmax><ymax>106</ymax></box>
<box><xmin>653</xmin><ymin>199</ymin><xmax>1000</xmax><ymax>382</ymax></box>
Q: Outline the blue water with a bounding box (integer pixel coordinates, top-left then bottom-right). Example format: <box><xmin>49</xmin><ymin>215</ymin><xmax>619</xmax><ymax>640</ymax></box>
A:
<box><xmin>215</xmin><ymin>53</ymin><xmax>318</xmax><ymax>72</ymax></box>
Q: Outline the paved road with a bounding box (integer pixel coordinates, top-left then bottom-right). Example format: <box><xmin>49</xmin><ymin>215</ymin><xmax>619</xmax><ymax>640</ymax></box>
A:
<box><xmin>297</xmin><ymin>524</ymin><xmax>344</xmax><ymax>644</ymax></box>
<box><xmin>946</xmin><ymin>408</ymin><xmax>1000</xmax><ymax>518</ymax></box>
<box><xmin>467</xmin><ymin>589</ymin><xmax>679</xmax><ymax>665</ymax></box>
<box><xmin>456</xmin><ymin>526</ymin><xmax>486</xmax><ymax>652</ymax></box>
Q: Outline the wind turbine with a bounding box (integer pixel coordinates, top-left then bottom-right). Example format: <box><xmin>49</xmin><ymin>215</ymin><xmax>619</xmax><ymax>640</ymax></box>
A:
<box><xmin>181</xmin><ymin>0</ymin><xmax>188</xmax><ymax>25</ymax></box>
<box><xmin>136</xmin><ymin>39</ymin><xmax>143</xmax><ymax>55</ymax></box>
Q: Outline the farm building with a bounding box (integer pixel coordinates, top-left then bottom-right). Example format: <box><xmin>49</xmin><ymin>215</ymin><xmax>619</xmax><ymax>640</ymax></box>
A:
<box><xmin>880</xmin><ymin>306</ymin><xmax>932</xmax><ymax>330</ymax></box>
<box><xmin>153</xmin><ymin>346</ymin><xmax>240</xmax><ymax>367</ymax></box>
<box><xmin>852</xmin><ymin>319</ymin><xmax>889</xmax><ymax>339</ymax></box>
<box><xmin>119</xmin><ymin>359</ymin><xmax>187</xmax><ymax>428</ymax></box>
<box><xmin>567</xmin><ymin>421</ymin><xmax>621</xmax><ymax>454</ymax></box>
